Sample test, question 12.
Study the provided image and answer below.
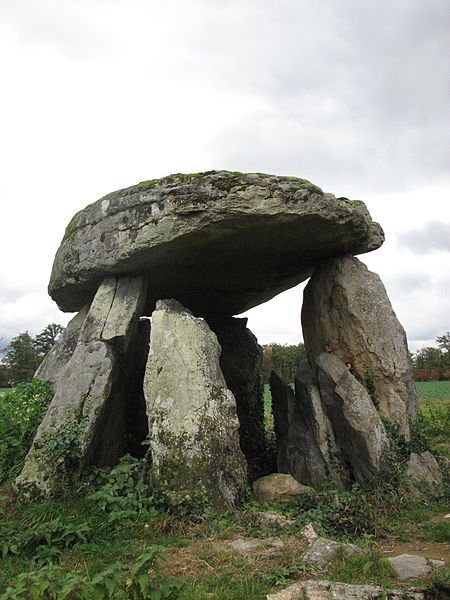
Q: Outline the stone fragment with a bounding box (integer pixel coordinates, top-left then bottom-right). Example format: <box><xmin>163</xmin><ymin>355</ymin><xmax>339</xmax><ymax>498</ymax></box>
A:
<box><xmin>253</xmin><ymin>511</ymin><xmax>296</xmax><ymax>530</ymax></box>
<box><xmin>301</xmin><ymin>537</ymin><xmax>362</xmax><ymax>569</ymax></box>
<box><xmin>270</xmin><ymin>370</ymin><xmax>343</xmax><ymax>487</ymax></box>
<box><xmin>252</xmin><ymin>473</ymin><xmax>314</xmax><ymax>504</ymax></box>
<box><xmin>206</xmin><ymin>316</ymin><xmax>267</xmax><ymax>479</ymax></box>
<box><xmin>34</xmin><ymin>304</ymin><xmax>89</xmax><ymax>386</ymax></box>
<box><xmin>49</xmin><ymin>172</ymin><xmax>383</xmax><ymax>315</ymax></box>
<box><xmin>302</xmin><ymin>255</ymin><xmax>418</xmax><ymax>438</ymax></box>
<box><xmin>300</xmin><ymin>523</ymin><xmax>319</xmax><ymax>545</ymax></box>
<box><xmin>16</xmin><ymin>276</ymin><xmax>147</xmax><ymax>498</ymax></box>
<box><xmin>316</xmin><ymin>353</ymin><xmax>389</xmax><ymax>483</ymax></box>
<box><xmin>405</xmin><ymin>452</ymin><xmax>442</xmax><ymax>494</ymax></box>
<box><xmin>143</xmin><ymin>299</ymin><xmax>246</xmax><ymax>509</ymax></box>
<box><xmin>227</xmin><ymin>537</ymin><xmax>284</xmax><ymax>554</ymax></box>
<box><xmin>389</xmin><ymin>554</ymin><xmax>445</xmax><ymax>581</ymax></box>
<box><xmin>266</xmin><ymin>580</ymin><xmax>425</xmax><ymax>600</ymax></box>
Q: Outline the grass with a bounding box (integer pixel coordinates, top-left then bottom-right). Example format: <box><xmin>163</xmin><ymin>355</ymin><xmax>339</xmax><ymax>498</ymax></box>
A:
<box><xmin>0</xmin><ymin>381</ymin><xmax>448</xmax><ymax>598</ymax></box>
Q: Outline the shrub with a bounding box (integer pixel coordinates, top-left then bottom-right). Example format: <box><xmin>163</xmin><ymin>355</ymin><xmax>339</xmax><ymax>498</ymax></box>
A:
<box><xmin>0</xmin><ymin>381</ymin><xmax>52</xmax><ymax>481</ymax></box>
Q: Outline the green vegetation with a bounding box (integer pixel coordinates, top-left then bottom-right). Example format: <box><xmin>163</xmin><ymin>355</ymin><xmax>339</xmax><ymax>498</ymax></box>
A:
<box><xmin>0</xmin><ymin>381</ymin><xmax>448</xmax><ymax>598</ymax></box>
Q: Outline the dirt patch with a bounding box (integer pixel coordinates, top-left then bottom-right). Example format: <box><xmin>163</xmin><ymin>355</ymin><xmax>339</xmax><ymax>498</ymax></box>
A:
<box><xmin>381</xmin><ymin>538</ymin><xmax>450</xmax><ymax>563</ymax></box>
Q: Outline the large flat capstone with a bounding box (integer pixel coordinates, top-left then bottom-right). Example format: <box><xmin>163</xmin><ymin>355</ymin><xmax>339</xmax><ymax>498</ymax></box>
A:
<box><xmin>50</xmin><ymin>171</ymin><xmax>383</xmax><ymax>315</ymax></box>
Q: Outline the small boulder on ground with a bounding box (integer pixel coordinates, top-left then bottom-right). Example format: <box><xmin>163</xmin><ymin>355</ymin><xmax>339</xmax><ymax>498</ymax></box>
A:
<box><xmin>253</xmin><ymin>511</ymin><xmax>296</xmax><ymax>530</ymax></box>
<box><xmin>389</xmin><ymin>554</ymin><xmax>445</xmax><ymax>581</ymax></box>
<box><xmin>301</xmin><ymin>537</ymin><xmax>362</xmax><ymax>569</ymax></box>
<box><xmin>252</xmin><ymin>473</ymin><xmax>314</xmax><ymax>504</ymax></box>
<box><xmin>405</xmin><ymin>452</ymin><xmax>442</xmax><ymax>494</ymax></box>
<box><xmin>226</xmin><ymin>537</ymin><xmax>284</xmax><ymax>554</ymax></box>
<box><xmin>266</xmin><ymin>580</ymin><xmax>425</xmax><ymax>600</ymax></box>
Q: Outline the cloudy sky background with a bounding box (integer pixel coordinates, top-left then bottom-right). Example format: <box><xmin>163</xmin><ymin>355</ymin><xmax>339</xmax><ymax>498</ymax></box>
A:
<box><xmin>0</xmin><ymin>0</ymin><xmax>449</xmax><ymax>353</ymax></box>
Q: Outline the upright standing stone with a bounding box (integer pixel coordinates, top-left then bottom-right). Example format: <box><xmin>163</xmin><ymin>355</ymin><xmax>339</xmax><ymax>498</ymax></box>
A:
<box><xmin>270</xmin><ymin>370</ymin><xmax>344</xmax><ymax>487</ymax></box>
<box><xmin>206</xmin><ymin>316</ymin><xmax>268</xmax><ymax>479</ymax></box>
<box><xmin>34</xmin><ymin>304</ymin><xmax>90</xmax><ymax>386</ymax></box>
<box><xmin>316</xmin><ymin>353</ymin><xmax>389</xmax><ymax>483</ymax></box>
<box><xmin>302</xmin><ymin>255</ymin><xmax>418</xmax><ymax>438</ymax></box>
<box><xmin>15</xmin><ymin>276</ymin><xmax>147</xmax><ymax>498</ymax></box>
<box><xmin>144</xmin><ymin>300</ymin><xmax>247</xmax><ymax>509</ymax></box>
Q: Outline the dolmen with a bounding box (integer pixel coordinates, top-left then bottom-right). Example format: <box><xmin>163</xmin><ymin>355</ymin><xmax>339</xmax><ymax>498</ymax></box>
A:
<box><xmin>16</xmin><ymin>171</ymin><xmax>431</xmax><ymax>507</ymax></box>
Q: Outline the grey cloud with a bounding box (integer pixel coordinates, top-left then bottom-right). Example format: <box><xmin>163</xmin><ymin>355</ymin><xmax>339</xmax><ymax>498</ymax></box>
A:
<box><xmin>0</xmin><ymin>0</ymin><xmax>108</xmax><ymax>58</ymax></box>
<box><xmin>398</xmin><ymin>222</ymin><xmax>450</xmax><ymax>254</ymax></box>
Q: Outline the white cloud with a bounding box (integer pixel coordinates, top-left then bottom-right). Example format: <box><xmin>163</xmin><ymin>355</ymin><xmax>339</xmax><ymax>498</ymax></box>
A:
<box><xmin>0</xmin><ymin>0</ymin><xmax>449</xmax><ymax>353</ymax></box>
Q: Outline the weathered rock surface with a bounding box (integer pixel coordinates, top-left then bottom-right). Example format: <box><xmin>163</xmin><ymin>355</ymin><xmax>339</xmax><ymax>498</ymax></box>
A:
<box><xmin>49</xmin><ymin>171</ymin><xmax>383</xmax><ymax>315</ymax></box>
<box><xmin>266</xmin><ymin>580</ymin><xmax>425</xmax><ymax>600</ymax></box>
<box><xmin>34</xmin><ymin>304</ymin><xmax>89</xmax><ymax>386</ymax></box>
<box><xmin>389</xmin><ymin>554</ymin><xmax>445</xmax><ymax>581</ymax></box>
<box><xmin>252</xmin><ymin>473</ymin><xmax>314</xmax><ymax>503</ymax></box>
<box><xmin>316</xmin><ymin>353</ymin><xmax>389</xmax><ymax>483</ymax></box>
<box><xmin>143</xmin><ymin>299</ymin><xmax>246</xmax><ymax>509</ymax></box>
<box><xmin>270</xmin><ymin>370</ymin><xmax>343</xmax><ymax>487</ymax></box>
<box><xmin>405</xmin><ymin>451</ymin><xmax>442</xmax><ymax>494</ymax></box>
<box><xmin>301</xmin><ymin>537</ymin><xmax>362</xmax><ymax>569</ymax></box>
<box><xmin>302</xmin><ymin>255</ymin><xmax>418</xmax><ymax>438</ymax></box>
<box><xmin>206</xmin><ymin>316</ymin><xmax>267</xmax><ymax>479</ymax></box>
<box><xmin>253</xmin><ymin>511</ymin><xmax>296</xmax><ymax>530</ymax></box>
<box><xmin>16</xmin><ymin>276</ymin><xmax>147</xmax><ymax>498</ymax></box>
<box><xmin>227</xmin><ymin>537</ymin><xmax>284</xmax><ymax>554</ymax></box>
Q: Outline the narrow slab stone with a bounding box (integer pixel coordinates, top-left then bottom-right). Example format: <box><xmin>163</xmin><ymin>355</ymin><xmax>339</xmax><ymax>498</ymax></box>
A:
<box><xmin>266</xmin><ymin>580</ymin><xmax>425</xmax><ymax>600</ymax></box>
<box><xmin>49</xmin><ymin>171</ymin><xmax>383</xmax><ymax>315</ymax></box>
<box><xmin>270</xmin><ymin>370</ymin><xmax>344</xmax><ymax>487</ymax></box>
<box><xmin>389</xmin><ymin>554</ymin><xmax>445</xmax><ymax>581</ymax></box>
<box><xmin>302</xmin><ymin>255</ymin><xmax>418</xmax><ymax>438</ymax></box>
<box><xmin>34</xmin><ymin>304</ymin><xmax>89</xmax><ymax>386</ymax></box>
<box><xmin>206</xmin><ymin>316</ymin><xmax>267</xmax><ymax>480</ymax></box>
<box><xmin>143</xmin><ymin>299</ymin><xmax>247</xmax><ymax>509</ymax></box>
<box><xmin>102</xmin><ymin>277</ymin><xmax>147</xmax><ymax>349</ymax></box>
<box><xmin>316</xmin><ymin>353</ymin><xmax>389</xmax><ymax>483</ymax></box>
<box><xmin>16</xmin><ymin>276</ymin><xmax>147</xmax><ymax>498</ymax></box>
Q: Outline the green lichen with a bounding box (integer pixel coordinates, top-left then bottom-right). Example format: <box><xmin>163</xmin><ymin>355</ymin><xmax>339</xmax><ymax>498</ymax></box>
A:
<box><xmin>63</xmin><ymin>210</ymin><xmax>83</xmax><ymax>241</ymax></box>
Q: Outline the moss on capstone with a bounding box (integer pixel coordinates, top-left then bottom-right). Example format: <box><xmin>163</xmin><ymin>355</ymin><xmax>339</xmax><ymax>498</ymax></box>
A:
<box><xmin>63</xmin><ymin>210</ymin><xmax>83</xmax><ymax>241</ymax></box>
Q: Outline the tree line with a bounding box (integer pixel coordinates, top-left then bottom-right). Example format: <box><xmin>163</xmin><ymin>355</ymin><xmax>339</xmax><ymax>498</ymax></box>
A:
<box><xmin>0</xmin><ymin>324</ymin><xmax>64</xmax><ymax>387</ymax></box>
<box><xmin>411</xmin><ymin>332</ymin><xmax>450</xmax><ymax>381</ymax></box>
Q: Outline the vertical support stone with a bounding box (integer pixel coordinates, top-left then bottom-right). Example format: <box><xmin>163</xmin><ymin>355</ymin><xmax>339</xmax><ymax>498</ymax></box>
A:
<box><xmin>15</xmin><ymin>276</ymin><xmax>147</xmax><ymax>498</ymax></box>
<box><xmin>302</xmin><ymin>255</ymin><xmax>418</xmax><ymax>439</ymax></box>
<box><xmin>206</xmin><ymin>316</ymin><xmax>269</xmax><ymax>480</ymax></box>
<box><xmin>34</xmin><ymin>304</ymin><xmax>90</xmax><ymax>386</ymax></box>
<box><xmin>270</xmin><ymin>370</ymin><xmax>345</xmax><ymax>487</ymax></box>
<box><xmin>144</xmin><ymin>300</ymin><xmax>247</xmax><ymax>509</ymax></box>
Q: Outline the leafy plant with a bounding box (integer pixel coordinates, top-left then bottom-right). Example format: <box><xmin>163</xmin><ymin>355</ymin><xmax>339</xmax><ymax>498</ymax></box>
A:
<box><xmin>0</xmin><ymin>381</ymin><xmax>53</xmax><ymax>481</ymax></box>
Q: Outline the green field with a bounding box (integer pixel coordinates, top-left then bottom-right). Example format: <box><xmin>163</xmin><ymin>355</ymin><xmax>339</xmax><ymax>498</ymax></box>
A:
<box><xmin>0</xmin><ymin>388</ymin><xmax>11</xmax><ymax>395</ymax></box>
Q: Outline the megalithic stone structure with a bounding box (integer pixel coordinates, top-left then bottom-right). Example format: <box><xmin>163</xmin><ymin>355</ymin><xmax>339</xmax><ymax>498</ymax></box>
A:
<box><xmin>143</xmin><ymin>300</ymin><xmax>247</xmax><ymax>509</ymax></box>
<box><xmin>16</xmin><ymin>276</ymin><xmax>147</xmax><ymax>498</ymax></box>
<box><xmin>17</xmin><ymin>171</ymin><xmax>435</xmax><ymax>504</ymax></box>
<box><xmin>302</xmin><ymin>255</ymin><xmax>419</xmax><ymax>439</ymax></box>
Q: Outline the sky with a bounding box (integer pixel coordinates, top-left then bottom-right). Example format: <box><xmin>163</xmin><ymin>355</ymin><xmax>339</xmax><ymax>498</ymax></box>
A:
<box><xmin>0</xmin><ymin>0</ymin><xmax>449</xmax><ymax>354</ymax></box>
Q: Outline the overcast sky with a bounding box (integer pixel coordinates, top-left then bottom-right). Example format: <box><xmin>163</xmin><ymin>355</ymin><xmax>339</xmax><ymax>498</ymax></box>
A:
<box><xmin>0</xmin><ymin>0</ymin><xmax>449</xmax><ymax>353</ymax></box>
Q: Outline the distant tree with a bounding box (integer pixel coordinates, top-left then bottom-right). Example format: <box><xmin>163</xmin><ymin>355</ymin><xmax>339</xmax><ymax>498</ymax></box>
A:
<box><xmin>262</xmin><ymin>343</ymin><xmax>308</xmax><ymax>383</ymax></box>
<box><xmin>3</xmin><ymin>332</ymin><xmax>41</xmax><ymax>384</ymax></box>
<box><xmin>0</xmin><ymin>364</ymin><xmax>12</xmax><ymax>387</ymax></box>
<box><xmin>33</xmin><ymin>323</ymin><xmax>64</xmax><ymax>357</ymax></box>
<box><xmin>437</xmin><ymin>332</ymin><xmax>450</xmax><ymax>354</ymax></box>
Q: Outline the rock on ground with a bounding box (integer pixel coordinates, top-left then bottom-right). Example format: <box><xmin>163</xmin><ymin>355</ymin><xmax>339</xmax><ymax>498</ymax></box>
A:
<box><xmin>266</xmin><ymin>580</ymin><xmax>425</xmax><ymax>600</ymax></box>
<box><xmin>389</xmin><ymin>554</ymin><xmax>445</xmax><ymax>581</ymax></box>
<box><xmin>252</xmin><ymin>473</ymin><xmax>313</xmax><ymax>503</ymax></box>
<box><xmin>301</xmin><ymin>537</ymin><xmax>362</xmax><ymax>569</ymax></box>
<box><xmin>49</xmin><ymin>171</ymin><xmax>383</xmax><ymax>315</ymax></box>
<box><xmin>302</xmin><ymin>255</ymin><xmax>418</xmax><ymax>438</ymax></box>
<box><xmin>143</xmin><ymin>299</ymin><xmax>247</xmax><ymax>509</ymax></box>
<box><xmin>16</xmin><ymin>276</ymin><xmax>147</xmax><ymax>498</ymax></box>
<box><xmin>226</xmin><ymin>537</ymin><xmax>284</xmax><ymax>554</ymax></box>
<box><xmin>253</xmin><ymin>511</ymin><xmax>296</xmax><ymax>530</ymax></box>
<box><xmin>316</xmin><ymin>353</ymin><xmax>389</xmax><ymax>483</ymax></box>
<box><xmin>405</xmin><ymin>451</ymin><xmax>442</xmax><ymax>494</ymax></box>
<box><xmin>206</xmin><ymin>316</ymin><xmax>268</xmax><ymax>480</ymax></box>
